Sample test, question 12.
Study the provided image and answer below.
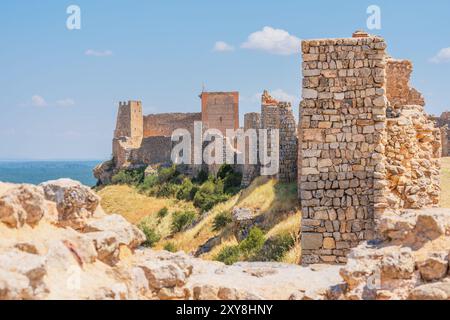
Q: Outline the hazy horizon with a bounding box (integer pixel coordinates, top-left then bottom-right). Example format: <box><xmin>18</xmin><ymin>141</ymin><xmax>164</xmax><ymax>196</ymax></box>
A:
<box><xmin>1</xmin><ymin>0</ymin><xmax>449</xmax><ymax>160</ymax></box>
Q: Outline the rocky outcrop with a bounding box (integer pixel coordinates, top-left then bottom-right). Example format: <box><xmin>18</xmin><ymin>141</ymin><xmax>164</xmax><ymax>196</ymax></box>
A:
<box><xmin>337</xmin><ymin>208</ymin><xmax>450</xmax><ymax>300</ymax></box>
<box><xmin>2</xmin><ymin>179</ymin><xmax>449</xmax><ymax>300</ymax></box>
<box><xmin>0</xmin><ymin>180</ymin><xmax>341</xmax><ymax>300</ymax></box>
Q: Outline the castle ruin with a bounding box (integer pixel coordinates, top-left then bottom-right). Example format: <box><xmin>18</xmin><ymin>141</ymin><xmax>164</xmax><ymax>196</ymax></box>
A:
<box><xmin>96</xmin><ymin>31</ymin><xmax>444</xmax><ymax>266</ymax></box>
<box><xmin>298</xmin><ymin>32</ymin><xmax>442</xmax><ymax>264</ymax></box>
<box><xmin>97</xmin><ymin>90</ymin><xmax>297</xmax><ymax>184</ymax></box>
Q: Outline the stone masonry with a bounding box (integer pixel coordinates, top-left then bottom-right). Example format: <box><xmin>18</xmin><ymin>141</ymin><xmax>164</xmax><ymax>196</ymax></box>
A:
<box><xmin>431</xmin><ymin>112</ymin><xmax>450</xmax><ymax>156</ymax></box>
<box><xmin>241</xmin><ymin>112</ymin><xmax>261</xmax><ymax>187</ymax></box>
<box><xmin>298</xmin><ymin>33</ymin><xmax>441</xmax><ymax>265</ymax></box>
<box><xmin>241</xmin><ymin>91</ymin><xmax>298</xmax><ymax>186</ymax></box>
<box><xmin>278</xmin><ymin>102</ymin><xmax>298</xmax><ymax>183</ymax></box>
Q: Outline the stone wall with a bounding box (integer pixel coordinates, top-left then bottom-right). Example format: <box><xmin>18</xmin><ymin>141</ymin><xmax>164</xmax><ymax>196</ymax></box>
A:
<box><xmin>431</xmin><ymin>112</ymin><xmax>450</xmax><ymax>156</ymax></box>
<box><xmin>278</xmin><ymin>102</ymin><xmax>298</xmax><ymax>183</ymax></box>
<box><xmin>298</xmin><ymin>34</ymin><xmax>442</xmax><ymax>265</ymax></box>
<box><xmin>114</xmin><ymin>101</ymin><xmax>143</xmax><ymax>145</ymax></box>
<box><xmin>382</xmin><ymin>105</ymin><xmax>441</xmax><ymax>211</ymax></box>
<box><xmin>385</xmin><ymin>59</ymin><xmax>425</xmax><ymax>109</ymax></box>
<box><xmin>299</xmin><ymin>35</ymin><xmax>388</xmax><ymax>264</ymax></box>
<box><xmin>241</xmin><ymin>91</ymin><xmax>298</xmax><ymax>186</ymax></box>
<box><xmin>241</xmin><ymin>113</ymin><xmax>261</xmax><ymax>187</ymax></box>
<box><xmin>143</xmin><ymin>113</ymin><xmax>201</xmax><ymax>138</ymax></box>
<box><xmin>441</xmin><ymin>126</ymin><xmax>449</xmax><ymax>156</ymax></box>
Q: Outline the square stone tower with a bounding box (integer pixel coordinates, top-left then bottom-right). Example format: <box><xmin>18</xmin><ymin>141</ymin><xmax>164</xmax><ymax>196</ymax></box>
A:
<box><xmin>114</xmin><ymin>100</ymin><xmax>143</xmax><ymax>146</ymax></box>
<box><xmin>200</xmin><ymin>92</ymin><xmax>239</xmax><ymax>133</ymax></box>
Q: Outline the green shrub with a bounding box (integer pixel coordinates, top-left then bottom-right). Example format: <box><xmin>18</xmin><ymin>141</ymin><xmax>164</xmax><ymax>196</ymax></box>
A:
<box><xmin>155</xmin><ymin>183</ymin><xmax>179</xmax><ymax>198</ymax></box>
<box><xmin>258</xmin><ymin>233</ymin><xmax>295</xmax><ymax>262</ymax></box>
<box><xmin>138</xmin><ymin>174</ymin><xmax>158</xmax><ymax>191</ymax></box>
<box><xmin>111</xmin><ymin>168</ymin><xmax>145</xmax><ymax>185</ymax></box>
<box><xmin>212</xmin><ymin>211</ymin><xmax>232</xmax><ymax>231</ymax></box>
<box><xmin>171</xmin><ymin>211</ymin><xmax>197</xmax><ymax>233</ymax></box>
<box><xmin>239</xmin><ymin>227</ymin><xmax>265</xmax><ymax>258</ymax></box>
<box><xmin>193</xmin><ymin>189</ymin><xmax>229</xmax><ymax>212</ymax></box>
<box><xmin>158</xmin><ymin>165</ymin><xmax>179</xmax><ymax>183</ymax></box>
<box><xmin>193</xmin><ymin>170</ymin><xmax>208</xmax><ymax>184</ymax></box>
<box><xmin>138</xmin><ymin>223</ymin><xmax>161</xmax><ymax>247</ymax></box>
<box><xmin>215</xmin><ymin>245</ymin><xmax>241</xmax><ymax>265</ymax></box>
<box><xmin>157</xmin><ymin>207</ymin><xmax>169</xmax><ymax>219</ymax></box>
<box><xmin>217</xmin><ymin>164</ymin><xmax>234</xmax><ymax>180</ymax></box>
<box><xmin>176</xmin><ymin>178</ymin><xmax>198</xmax><ymax>201</ymax></box>
<box><xmin>223</xmin><ymin>171</ymin><xmax>242</xmax><ymax>194</ymax></box>
<box><xmin>193</xmin><ymin>180</ymin><xmax>229</xmax><ymax>212</ymax></box>
<box><xmin>163</xmin><ymin>242</ymin><xmax>177</xmax><ymax>252</ymax></box>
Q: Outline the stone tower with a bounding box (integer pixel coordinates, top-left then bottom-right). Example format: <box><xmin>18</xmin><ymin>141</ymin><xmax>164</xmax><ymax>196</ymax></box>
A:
<box><xmin>114</xmin><ymin>100</ymin><xmax>143</xmax><ymax>147</ymax></box>
<box><xmin>200</xmin><ymin>92</ymin><xmax>239</xmax><ymax>133</ymax></box>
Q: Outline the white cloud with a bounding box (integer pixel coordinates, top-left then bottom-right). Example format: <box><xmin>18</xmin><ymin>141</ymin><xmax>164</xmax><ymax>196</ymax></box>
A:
<box><xmin>26</xmin><ymin>95</ymin><xmax>75</xmax><ymax>108</ymax></box>
<box><xmin>85</xmin><ymin>49</ymin><xmax>113</xmax><ymax>57</ymax></box>
<box><xmin>241</xmin><ymin>26</ymin><xmax>300</xmax><ymax>55</ymax></box>
<box><xmin>31</xmin><ymin>95</ymin><xmax>47</xmax><ymax>107</ymax></box>
<box><xmin>56</xmin><ymin>98</ymin><xmax>75</xmax><ymax>107</ymax></box>
<box><xmin>430</xmin><ymin>47</ymin><xmax>450</xmax><ymax>63</ymax></box>
<box><xmin>213</xmin><ymin>41</ymin><xmax>235</xmax><ymax>52</ymax></box>
<box><xmin>269</xmin><ymin>89</ymin><xmax>297</xmax><ymax>104</ymax></box>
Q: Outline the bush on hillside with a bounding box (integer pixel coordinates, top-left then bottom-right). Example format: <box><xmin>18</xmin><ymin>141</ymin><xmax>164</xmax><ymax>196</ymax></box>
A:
<box><xmin>257</xmin><ymin>232</ymin><xmax>295</xmax><ymax>262</ymax></box>
<box><xmin>193</xmin><ymin>169</ymin><xmax>209</xmax><ymax>184</ymax></box>
<box><xmin>163</xmin><ymin>242</ymin><xmax>177</xmax><ymax>253</ymax></box>
<box><xmin>176</xmin><ymin>178</ymin><xmax>198</xmax><ymax>201</ymax></box>
<box><xmin>215</xmin><ymin>245</ymin><xmax>241</xmax><ymax>265</ymax></box>
<box><xmin>217</xmin><ymin>164</ymin><xmax>234</xmax><ymax>180</ymax></box>
<box><xmin>171</xmin><ymin>210</ymin><xmax>197</xmax><ymax>233</ymax></box>
<box><xmin>111</xmin><ymin>168</ymin><xmax>145</xmax><ymax>186</ymax></box>
<box><xmin>193</xmin><ymin>182</ymin><xmax>229</xmax><ymax>212</ymax></box>
<box><xmin>155</xmin><ymin>182</ymin><xmax>179</xmax><ymax>198</ymax></box>
<box><xmin>138</xmin><ymin>174</ymin><xmax>158</xmax><ymax>191</ymax></box>
<box><xmin>157</xmin><ymin>207</ymin><xmax>169</xmax><ymax>219</ymax></box>
<box><xmin>239</xmin><ymin>227</ymin><xmax>265</xmax><ymax>258</ymax></box>
<box><xmin>157</xmin><ymin>165</ymin><xmax>179</xmax><ymax>184</ymax></box>
<box><xmin>212</xmin><ymin>211</ymin><xmax>232</xmax><ymax>231</ymax></box>
<box><xmin>138</xmin><ymin>223</ymin><xmax>161</xmax><ymax>247</ymax></box>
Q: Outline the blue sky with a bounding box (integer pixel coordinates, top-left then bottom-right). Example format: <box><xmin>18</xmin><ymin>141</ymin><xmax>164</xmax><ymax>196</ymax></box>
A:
<box><xmin>1</xmin><ymin>0</ymin><xmax>449</xmax><ymax>160</ymax></box>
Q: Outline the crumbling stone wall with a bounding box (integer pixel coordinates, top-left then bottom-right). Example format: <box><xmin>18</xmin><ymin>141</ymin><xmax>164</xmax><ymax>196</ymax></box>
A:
<box><xmin>382</xmin><ymin>105</ymin><xmax>441</xmax><ymax>210</ymax></box>
<box><xmin>441</xmin><ymin>126</ymin><xmax>449</xmax><ymax>156</ymax></box>
<box><xmin>386</xmin><ymin>59</ymin><xmax>425</xmax><ymax>109</ymax></box>
<box><xmin>278</xmin><ymin>102</ymin><xmax>298</xmax><ymax>183</ymax></box>
<box><xmin>241</xmin><ymin>113</ymin><xmax>261</xmax><ymax>187</ymax></box>
<box><xmin>298</xmin><ymin>34</ymin><xmax>442</xmax><ymax>265</ymax></box>
<box><xmin>299</xmin><ymin>36</ymin><xmax>388</xmax><ymax>264</ymax></box>
<box><xmin>241</xmin><ymin>91</ymin><xmax>298</xmax><ymax>186</ymax></box>
<box><xmin>143</xmin><ymin>113</ymin><xmax>201</xmax><ymax>138</ymax></box>
<box><xmin>431</xmin><ymin>112</ymin><xmax>450</xmax><ymax>157</ymax></box>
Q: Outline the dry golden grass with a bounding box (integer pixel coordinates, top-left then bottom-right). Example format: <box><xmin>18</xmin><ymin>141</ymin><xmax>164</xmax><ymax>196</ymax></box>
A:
<box><xmin>99</xmin><ymin>177</ymin><xmax>301</xmax><ymax>262</ymax></box>
<box><xmin>441</xmin><ymin>157</ymin><xmax>450</xmax><ymax>208</ymax></box>
<box><xmin>162</xmin><ymin>176</ymin><xmax>301</xmax><ymax>260</ymax></box>
<box><xmin>97</xmin><ymin>185</ymin><xmax>195</xmax><ymax>224</ymax></box>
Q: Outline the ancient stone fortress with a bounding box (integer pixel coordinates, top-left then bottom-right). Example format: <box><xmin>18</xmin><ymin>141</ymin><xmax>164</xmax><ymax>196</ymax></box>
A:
<box><xmin>102</xmin><ymin>90</ymin><xmax>298</xmax><ymax>185</ymax></box>
<box><xmin>98</xmin><ymin>31</ymin><xmax>444</xmax><ymax>267</ymax></box>
<box><xmin>298</xmin><ymin>31</ymin><xmax>442</xmax><ymax>264</ymax></box>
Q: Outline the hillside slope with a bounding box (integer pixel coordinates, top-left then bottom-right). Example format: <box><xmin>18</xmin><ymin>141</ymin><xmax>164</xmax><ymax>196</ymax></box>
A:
<box><xmin>99</xmin><ymin>176</ymin><xmax>301</xmax><ymax>264</ymax></box>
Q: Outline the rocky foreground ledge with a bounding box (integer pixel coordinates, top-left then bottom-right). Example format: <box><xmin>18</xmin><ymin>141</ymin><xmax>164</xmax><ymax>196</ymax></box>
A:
<box><xmin>1</xmin><ymin>179</ymin><xmax>450</xmax><ymax>300</ymax></box>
